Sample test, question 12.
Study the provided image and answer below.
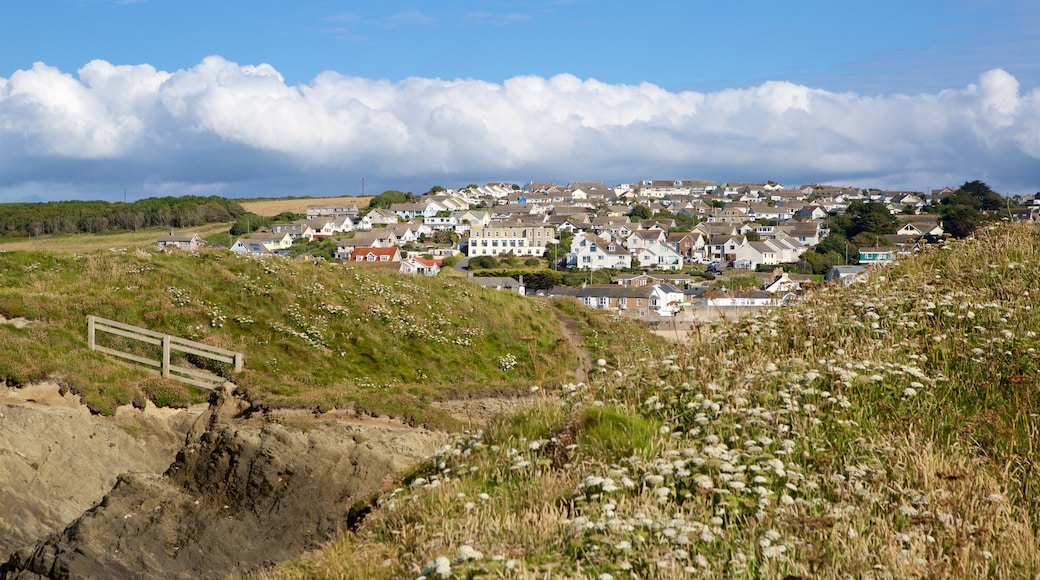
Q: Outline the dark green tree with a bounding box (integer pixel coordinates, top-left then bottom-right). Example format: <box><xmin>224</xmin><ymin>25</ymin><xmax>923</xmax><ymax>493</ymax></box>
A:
<box><xmin>941</xmin><ymin>203</ymin><xmax>983</xmax><ymax>238</ymax></box>
<box><xmin>846</xmin><ymin>201</ymin><xmax>897</xmax><ymax>238</ymax></box>
<box><xmin>959</xmin><ymin>180</ymin><xmax>1004</xmax><ymax>211</ymax></box>
<box><xmin>627</xmin><ymin>204</ymin><xmax>653</xmax><ymax>220</ymax></box>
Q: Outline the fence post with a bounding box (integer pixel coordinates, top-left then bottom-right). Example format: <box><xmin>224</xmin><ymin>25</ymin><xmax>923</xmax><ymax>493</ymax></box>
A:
<box><xmin>162</xmin><ymin>335</ymin><xmax>171</xmax><ymax>378</ymax></box>
<box><xmin>233</xmin><ymin>352</ymin><xmax>243</xmax><ymax>373</ymax></box>
<box><xmin>87</xmin><ymin>316</ymin><xmax>96</xmax><ymax>351</ymax></box>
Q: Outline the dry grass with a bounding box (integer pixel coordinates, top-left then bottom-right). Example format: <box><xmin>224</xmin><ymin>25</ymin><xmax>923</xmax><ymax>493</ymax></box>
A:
<box><xmin>238</xmin><ymin>196</ymin><xmax>372</xmax><ymax>217</ymax></box>
<box><xmin>0</xmin><ymin>223</ymin><xmax>230</xmax><ymax>254</ymax></box>
<box><xmin>258</xmin><ymin>223</ymin><xmax>1040</xmax><ymax>579</ymax></box>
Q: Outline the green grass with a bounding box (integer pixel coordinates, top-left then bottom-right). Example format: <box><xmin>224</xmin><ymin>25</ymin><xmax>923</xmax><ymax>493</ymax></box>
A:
<box><xmin>258</xmin><ymin>223</ymin><xmax>1040</xmax><ymax>579</ymax></box>
<box><xmin>0</xmin><ymin>245</ymin><xmax>641</xmax><ymax>421</ymax></box>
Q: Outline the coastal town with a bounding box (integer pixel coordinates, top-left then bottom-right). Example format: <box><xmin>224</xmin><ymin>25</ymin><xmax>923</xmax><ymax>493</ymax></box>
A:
<box><xmin>158</xmin><ymin>179</ymin><xmax>1025</xmax><ymax>321</ymax></box>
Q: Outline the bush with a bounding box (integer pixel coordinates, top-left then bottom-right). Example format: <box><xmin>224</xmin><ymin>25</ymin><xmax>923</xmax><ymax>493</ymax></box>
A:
<box><xmin>469</xmin><ymin>256</ymin><xmax>499</xmax><ymax>269</ymax></box>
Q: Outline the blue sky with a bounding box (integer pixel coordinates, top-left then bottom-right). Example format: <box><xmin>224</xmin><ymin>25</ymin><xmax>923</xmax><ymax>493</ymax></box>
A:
<box><xmin>2</xmin><ymin>0</ymin><xmax>1040</xmax><ymax>201</ymax></box>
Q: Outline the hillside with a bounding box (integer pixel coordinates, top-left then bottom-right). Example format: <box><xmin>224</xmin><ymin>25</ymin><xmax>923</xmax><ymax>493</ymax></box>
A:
<box><xmin>0</xmin><ymin>246</ymin><xmax>659</xmax><ymax>428</ymax></box>
<box><xmin>258</xmin><ymin>224</ymin><xmax>1040</xmax><ymax>579</ymax></box>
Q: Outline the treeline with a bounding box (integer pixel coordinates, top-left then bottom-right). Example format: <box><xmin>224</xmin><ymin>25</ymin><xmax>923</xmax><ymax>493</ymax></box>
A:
<box><xmin>0</xmin><ymin>196</ymin><xmax>247</xmax><ymax>238</ymax></box>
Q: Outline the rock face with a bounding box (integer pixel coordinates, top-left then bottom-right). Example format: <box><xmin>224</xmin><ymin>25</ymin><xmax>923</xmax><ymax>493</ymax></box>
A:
<box><xmin>2</xmin><ymin>389</ymin><xmax>447</xmax><ymax>579</ymax></box>
<box><xmin>0</xmin><ymin>383</ymin><xmax>198</xmax><ymax>558</ymax></box>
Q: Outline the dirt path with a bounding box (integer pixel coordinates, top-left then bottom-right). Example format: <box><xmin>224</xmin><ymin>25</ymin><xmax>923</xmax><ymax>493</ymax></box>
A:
<box><xmin>554</xmin><ymin>310</ymin><xmax>591</xmax><ymax>384</ymax></box>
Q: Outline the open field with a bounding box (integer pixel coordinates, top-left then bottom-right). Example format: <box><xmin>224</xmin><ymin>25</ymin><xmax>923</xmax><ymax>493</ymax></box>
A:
<box><xmin>0</xmin><ymin>223</ymin><xmax>231</xmax><ymax>254</ymax></box>
<box><xmin>237</xmin><ymin>196</ymin><xmax>371</xmax><ymax>216</ymax></box>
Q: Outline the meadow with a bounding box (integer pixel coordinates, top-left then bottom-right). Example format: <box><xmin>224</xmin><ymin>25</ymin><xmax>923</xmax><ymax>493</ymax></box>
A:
<box><xmin>260</xmin><ymin>223</ymin><xmax>1040</xmax><ymax>579</ymax></box>
<box><xmin>0</xmin><ymin>241</ymin><xmax>662</xmax><ymax>427</ymax></box>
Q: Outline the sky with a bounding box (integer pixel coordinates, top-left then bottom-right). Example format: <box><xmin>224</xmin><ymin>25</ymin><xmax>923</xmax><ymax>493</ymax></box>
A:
<box><xmin>2</xmin><ymin>0</ymin><xmax>1040</xmax><ymax>202</ymax></box>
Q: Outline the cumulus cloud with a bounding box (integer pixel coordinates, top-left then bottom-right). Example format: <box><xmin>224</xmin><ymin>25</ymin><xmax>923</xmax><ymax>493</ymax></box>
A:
<box><xmin>1</xmin><ymin>55</ymin><xmax>1039</xmax><ymax>201</ymax></box>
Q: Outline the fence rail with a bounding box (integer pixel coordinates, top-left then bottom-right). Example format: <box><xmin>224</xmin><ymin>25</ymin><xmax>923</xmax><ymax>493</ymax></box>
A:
<box><xmin>87</xmin><ymin>315</ymin><xmax>243</xmax><ymax>390</ymax></box>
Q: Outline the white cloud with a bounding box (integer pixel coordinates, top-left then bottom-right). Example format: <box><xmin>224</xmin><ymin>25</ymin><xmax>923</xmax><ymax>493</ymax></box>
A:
<box><xmin>1</xmin><ymin>56</ymin><xmax>1039</xmax><ymax>201</ymax></box>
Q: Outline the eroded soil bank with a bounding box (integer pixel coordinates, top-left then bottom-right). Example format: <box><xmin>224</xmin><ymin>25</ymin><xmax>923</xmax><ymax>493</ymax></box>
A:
<box><xmin>0</xmin><ymin>386</ymin><xmax>448</xmax><ymax>579</ymax></box>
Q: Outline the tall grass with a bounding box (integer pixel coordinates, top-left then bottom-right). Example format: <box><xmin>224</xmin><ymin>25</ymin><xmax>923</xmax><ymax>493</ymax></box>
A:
<box><xmin>0</xmin><ymin>246</ymin><xmax>584</xmax><ymax>421</ymax></box>
<box><xmin>260</xmin><ymin>223</ymin><xmax>1040</xmax><ymax>578</ymax></box>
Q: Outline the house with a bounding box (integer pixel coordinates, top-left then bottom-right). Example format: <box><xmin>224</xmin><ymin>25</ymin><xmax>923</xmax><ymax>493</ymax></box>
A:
<box><xmin>400</xmin><ymin>256</ymin><xmax>441</xmax><ymax>276</ymax></box>
<box><xmin>358</xmin><ymin>208</ymin><xmax>399</xmax><ymax>229</ymax></box>
<box><xmin>269</xmin><ymin>222</ymin><xmax>316</xmax><ymax>241</ymax></box>
<box><xmin>895</xmin><ymin>215</ymin><xmax>944</xmax><ymax>236</ymax></box>
<box><xmin>302</xmin><ymin>218</ymin><xmax>337</xmax><ymax>238</ymax></box>
<box><xmin>157</xmin><ymin>231</ymin><xmax>203</xmax><ymax>251</ymax></box>
<box><xmin>229</xmin><ymin>230</ymin><xmax>293</xmax><ymax>254</ymax></box>
<box><xmin>549</xmin><ymin>283</ymin><xmax>686</xmax><ymax>316</ymax></box>
<box><xmin>666</xmin><ymin>232</ymin><xmax>706</xmax><ymax>262</ymax></box>
<box><xmin>467</xmin><ymin>224</ymin><xmax>555</xmax><ymax>257</ymax></box>
<box><xmin>826</xmin><ymin>265</ymin><xmax>868</xmax><ymax>286</ymax></box>
<box><xmin>389</xmin><ymin>202</ymin><xmax>435</xmax><ymax>220</ymax></box>
<box><xmin>568</xmin><ymin>233</ymin><xmax>633</xmax><ymax>270</ymax></box>
<box><xmin>760</xmin><ymin>269</ymin><xmax>811</xmax><ymax>293</ymax></box>
<box><xmin>633</xmin><ymin>242</ymin><xmax>684</xmax><ymax>271</ymax></box>
<box><xmin>228</xmin><ymin>240</ymin><xmax>275</xmax><ymax>256</ymax></box>
<box><xmin>732</xmin><ymin>240</ymin><xmax>783</xmax><ymax>270</ymax></box>
<box><xmin>471</xmin><ymin>276</ymin><xmax>525</xmax><ymax>295</ymax></box>
<box><xmin>348</xmin><ymin>247</ymin><xmax>401</xmax><ymax>264</ymax></box>
<box><xmin>858</xmin><ymin>247</ymin><xmax>896</xmax><ymax>265</ymax></box>
<box><xmin>307</xmin><ymin>204</ymin><xmax>360</xmax><ymax>220</ymax></box>
<box><xmin>625</xmin><ymin>229</ymin><xmax>668</xmax><ymax>252</ymax></box>
<box><xmin>695</xmin><ymin>290</ymin><xmax>788</xmax><ymax>308</ymax></box>
<box><xmin>613</xmin><ymin>272</ymin><xmax>694</xmax><ymax>288</ymax></box>
<box><xmin>708</xmin><ymin>235</ymin><xmax>748</xmax><ymax>262</ymax></box>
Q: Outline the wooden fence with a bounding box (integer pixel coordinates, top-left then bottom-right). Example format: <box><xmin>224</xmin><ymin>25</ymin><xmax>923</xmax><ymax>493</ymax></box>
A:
<box><xmin>87</xmin><ymin>315</ymin><xmax>243</xmax><ymax>390</ymax></box>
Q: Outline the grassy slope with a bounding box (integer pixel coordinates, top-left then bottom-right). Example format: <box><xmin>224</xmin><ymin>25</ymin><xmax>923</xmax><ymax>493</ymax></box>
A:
<box><xmin>264</xmin><ymin>224</ymin><xmax>1040</xmax><ymax>579</ymax></box>
<box><xmin>0</xmin><ymin>246</ymin><xmax>659</xmax><ymax>427</ymax></box>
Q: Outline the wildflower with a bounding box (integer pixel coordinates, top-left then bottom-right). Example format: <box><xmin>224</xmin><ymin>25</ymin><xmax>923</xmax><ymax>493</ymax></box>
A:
<box><xmin>433</xmin><ymin>556</ymin><xmax>452</xmax><ymax>578</ymax></box>
<box><xmin>903</xmin><ymin>387</ymin><xmax>917</xmax><ymax>398</ymax></box>
<box><xmin>458</xmin><ymin>545</ymin><xmax>483</xmax><ymax>561</ymax></box>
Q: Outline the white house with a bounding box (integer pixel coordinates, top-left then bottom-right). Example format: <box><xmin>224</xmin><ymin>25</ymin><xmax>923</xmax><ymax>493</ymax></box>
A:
<box><xmin>568</xmin><ymin>233</ymin><xmax>632</xmax><ymax>270</ymax></box>
<box><xmin>633</xmin><ymin>241</ymin><xmax>684</xmax><ymax>271</ymax></box>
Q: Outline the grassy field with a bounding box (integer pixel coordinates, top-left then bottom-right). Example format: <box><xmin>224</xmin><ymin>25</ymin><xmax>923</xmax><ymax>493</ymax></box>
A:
<box><xmin>0</xmin><ymin>223</ymin><xmax>231</xmax><ymax>254</ymax></box>
<box><xmin>237</xmin><ymin>196</ymin><xmax>372</xmax><ymax>217</ymax></box>
<box><xmin>259</xmin><ymin>223</ymin><xmax>1040</xmax><ymax>579</ymax></box>
<box><xmin>0</xmin><ymin>244</ymin><xmax>661</xmax><ymax>427</ymax></box>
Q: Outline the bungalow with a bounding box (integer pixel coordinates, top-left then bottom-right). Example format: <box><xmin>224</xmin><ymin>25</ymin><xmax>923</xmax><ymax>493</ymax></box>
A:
<box><xmin>858</xmin><ymin>247</ymin><xmax>896</xmax><ymax>265</ymax></box>
<box><xmin>694</xmin><ymin>290</ymin><xmax>786</xmax><ymax>307</ymax></box>
<box><xmin>471</xmin><ymin>276</ymin><xmax>525</xmax><ymax>295</ymax></box>
<box><xmin>549</xmin><ymin>283</ymin><xmax>686</xmax><ymax>316</ymax></box>
<box><xmin>400</xmin><ymin>256</ymin><xmax>441</xmax><ymax>276</ymax></box>
<box><xmin>230</xmin><ymin>230</ymin><xmax>293</xmax><ymax>254</ymax></box>
<box><xmin>157</xmin><ymin>231</ymin><xmax>203</xmax><ymax>251</ymax></box>
<box><xmin>269</xmin><ymin>222</ymin><xmax>316</xmax><ymax>241</ymax></box>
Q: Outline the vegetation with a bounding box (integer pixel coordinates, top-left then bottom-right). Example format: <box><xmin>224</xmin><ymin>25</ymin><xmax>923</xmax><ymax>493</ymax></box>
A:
<box><xmin>262</xmin><ymin>223</ymin><xmax>1040</xmax><ymax>579</ymax></box>
<box><xmin>367</xmin><ymin>190</ymin><xmax>417</xmax><ymax>210</ymax></box>
<box><xmin>0</xmin><ymin>196</ymin><xmax>246</xmax><ymax>239</ymax></box>
<box><xmin>0</xmin><ymin>247</ymin><xmax>615</xmax><ymax>426</ymax></box>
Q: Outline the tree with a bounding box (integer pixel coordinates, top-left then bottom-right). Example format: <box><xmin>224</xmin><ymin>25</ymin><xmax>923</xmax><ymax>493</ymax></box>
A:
<box><xmin>846</xmin><ymin>201</ymin><xmax>897</xmax><ymax>238</ymax></box>
<box><xmin>368</xmin><ymin>190</ymin><xmax>413</xmax><ymax>209</ymax></box>
<box><xmin>941</xmin><ymin>203</ymin><xmax>982</xmax><ymax>238</ymax></box>
<box><xmin>959</xmin><ymin>180</ymin><xmax>1004</xmax><ymax>211</ymax></box>
<box><xmin>628</xmin><ymin>204</ymin><xmax>653</xmax><ymax>220</ymax></box>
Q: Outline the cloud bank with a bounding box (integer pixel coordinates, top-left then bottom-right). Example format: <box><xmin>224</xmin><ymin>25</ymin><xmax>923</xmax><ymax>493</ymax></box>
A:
<box><xmin>1</xmin><ymin>56</ymin><xmax>1039</xmax><ymax>201</ymax></box>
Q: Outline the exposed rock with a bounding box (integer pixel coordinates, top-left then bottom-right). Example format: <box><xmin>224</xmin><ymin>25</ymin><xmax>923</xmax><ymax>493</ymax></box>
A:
<box><xmin>0</xmin><ymin>383</ymin><xmax>199</xmax><ymax>558</ymax></box>
<box><xmin>2</xmin><ymin>388</ymin><xmax>447</xmax><ymax>579</ymax></box>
